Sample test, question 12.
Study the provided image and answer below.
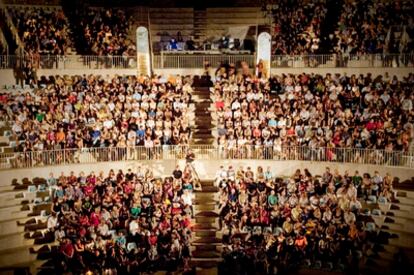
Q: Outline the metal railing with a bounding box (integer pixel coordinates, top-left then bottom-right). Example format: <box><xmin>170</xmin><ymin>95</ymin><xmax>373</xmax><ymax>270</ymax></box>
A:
<box><xmin>153</xmin><ymin>53</ymin><xmax>256</xmax><ymax>68</ymax></box>
<box><xmin>271</xmin><ymin>53</ymin><xmax>414</xmax><ymax>68</ymax></box>
<box><xmin>0</xmin><ymin>55</ymin><xmax>137</xmax><ymax>70</ymax></box>
<box><xmin>0</xmin><ymin>145</ymin><xmax>413</xmax><ymax>170</ymax></box>
<box><xmin>0</xmin><ymin>53</ymin><xmax>413</xmax><ymax>70</ymax></box>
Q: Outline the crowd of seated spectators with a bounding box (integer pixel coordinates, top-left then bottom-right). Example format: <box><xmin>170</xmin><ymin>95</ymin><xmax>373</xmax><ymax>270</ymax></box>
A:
<box><xmin>267</xmin><ymin>0</ymin><xmax>327</xmax><ymax>55</ymax></box>
<box><xmin>79</xmin><ymin>8</ymin><xmax>135</xmax><ymax>56</ymax></box>
<box><xmin>217</xmin><ymin>165</ymin><xmax>394</xmax><ymax>274</ymax></box>
<box><xmin>213</xmin><ymin>69</ymin><xmax>414</xmax><ymax>158</ymax></box>
<box><xmin>332</xmin><ymin>0</ymin><xmax>414</xmax><ymax>56</ymax></box>
<box><xmin>2</xmin><ymin>74</ymin><xmax>193</xmax><ymax>154</ymax></box>
<box><xmin>46</xmin><ymin>166</ymin><xmax>194</xmax><ymax>273</ymax></box>
<box><xmin>4</xmin><ymin>2</ymin><xmax>413</xmax><ymax>57</ymax></box>
<box><xmin>8</xmin><ymin>6</ymin><xmax>72</xmax><ymax>56</ymax></box>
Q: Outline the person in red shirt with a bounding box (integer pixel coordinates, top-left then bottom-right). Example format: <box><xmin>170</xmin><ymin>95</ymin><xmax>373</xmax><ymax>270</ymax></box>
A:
<box><xmin>253</xmin><ymin>127</ymin><xmax>262</xmax><ymax>138</ymax></box>
<box><xmin>60</xmin><ymin>238</ymin><xmax>74</xmax><ymax>259</ymax></box>
<box><xmin>366</xmin><ymin>118</ymin><xmax>377</xmax><ymax>131</ymax></box>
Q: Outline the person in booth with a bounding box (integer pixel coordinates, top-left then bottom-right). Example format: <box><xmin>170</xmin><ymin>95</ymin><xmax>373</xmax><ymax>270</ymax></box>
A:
<box><xmin>169</xmin><ymin>38</ymin><xmax>178</xmax><ymax>51</ymax></box>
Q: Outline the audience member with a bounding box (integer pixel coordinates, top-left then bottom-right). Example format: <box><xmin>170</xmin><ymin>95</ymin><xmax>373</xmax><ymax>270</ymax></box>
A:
<box><xmin>2</xmin><ymin>74</ymin><xmax>193</xmax><ymax>154</ymax></box>
<box><xmin>48</xmin><ymin>167</ymin><xmax>194</xmax><ymax>274</ymax></box>
<box><xmin>8</xmin><ymin>7</ymin><xmax>72</xmax><ymax>55</ymax></box>
<box><xmin>79</xmin><ymin>8</ymin><xmax>135</xmax><ymax>56</ymax></box>
<box><xmin>212</xmin><ymin>72</ymin><xmax>414</xmax><ymax>158</ymax></box>
<box><xmin>269</xmin><ymin>0</ymin><xmax>327</xmax><ymax>55</ymax></box>
<box><xmin>218</xmin><ymin>166</ymin><xmax>392</xmax><ymax>273</ymax></box>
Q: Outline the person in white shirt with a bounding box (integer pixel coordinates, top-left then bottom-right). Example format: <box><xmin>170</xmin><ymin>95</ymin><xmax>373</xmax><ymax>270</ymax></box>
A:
<box><xmin>231</xmin><ymin>100</ymin><xmax>241</xmax><ymax>110</ymax></box>
<box><xmin>182</xmin><ymin>189</ymin><xmax>194</xmax><ymax>206</ymax></box>
<box><xmin>129</xmin><ymin>219</ymin><xmax>140</xmax><ymax>236</ymax></box>
<box><xmin>215</xmin><ymin>165</ymin><xmax>228</xmax><ymax>186</ymax></box>
<box><xmin>97</xmin><ymin>220</ymin><xmax>110</xmax><ymax>237</ymax></box>
<box><xmin>47</xmin><ymin>213</ymin><xmax>58</xmax><ymax>232</ymax></box>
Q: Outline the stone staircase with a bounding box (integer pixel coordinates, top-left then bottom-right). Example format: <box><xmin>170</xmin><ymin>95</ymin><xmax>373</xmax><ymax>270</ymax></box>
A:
<box><xmin>191</xmin><ymin>76</ymin><xmax>214</xmax><ymax>145</ymax></box>
<box><xmin>191</xmin><ymin>179</ymin><xmax>221</xmax><ymax>273</ymax></box>
<box><xmin>361</xmin><ymin>189</ymin><xmax>414</xmax><ymax>274</ymax></box>
<box><xmin>0</xmin><ymin>177</ymin><xmax>54</xmax><ymax>274</ymax></box>
<box><xmin>193</xmin><ymin>9</ymin><xmax>207</xmax><ymax>44</ymax></box>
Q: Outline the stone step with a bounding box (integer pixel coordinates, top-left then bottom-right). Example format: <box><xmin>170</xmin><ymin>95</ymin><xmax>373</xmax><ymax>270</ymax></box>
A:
<box><xmin>194</xmin><ymin>129</ymin><xmax>212</xmax><ymax>134</ymax></box>
<box><xmin>383</xmin><ymin>209</ymin><xmax>414</xmax><ymax>220</ymax></box>
<box><xmin>384</xmin><ymin>215</ymin><xmax>414</xmax><ymax>225</ymax></box>
<box><xmin>191</xmin><ymin>139</ymin><xmax>215</xmax><ymax>145</ymax></box>
<box><xmin>195</xmin><ymin>114</ymin><xmax>213</xmax><ymax>119</ymax></box>
<box><xmin>396</xmin><ymin>190</ymin><xmax>414</xmax><ymax>199</ymax></box>
<box><xmin>192</xmin><ymin>250</ymin><xmax>220</xmax><ymax>258</ymax></box>
<box><xmin>395</xmin><ymin>196</ymin><xmax>414</xmax><ymax>206</ymax></box>
<box><xmin>0</xmin><ymin>218</ymin><xmax>34</xmax><ymax>236</ymax></box>
<box><xmin>395</xmin><ymin>183</ymin><xmax>414</xmax><ymax>192</ymax></box>
<box><xmin>193</xmin><ymin>236</ymin><xmax>222</xmax><ymax>244</ymax></box>
<box><xmin>195</xmin><ymin>211</ymin><xmax>219</xmax><ymax>218</ymax></box>
<box><xmin>193</xmin><ymin>223</ymin><xmax>218</xmax><ymax>230</ymax></box>
<box><xmin>193</xmin><ymin>199</ymin><xmax>216</xmax><ymax>205</ymax></box>
<box><xmin>196</xmin><ymin>186</ymin><xmax>219</xmax><ymax>192</ymax></box>
<box><xmin>0</xmin><ymin>185</ymin><xmax>14</xmax><ymax>193</ymax></box>
<box><xmin>382</xmin><ymin>244</ymin><xmax>414</xmax><ymax>261</ymax></box>
<box><xmin>382</xmin><ymin>243</ymin><xmax>414</xmax><ymax>253</ymax></box>
<box><xmin>199</xmin><ymin>180</ymin><xmax>215</xmax><ymax>186</ymax></box>
<box><xmin>0</xmin><ymin>206</ymin><xmax>24</xmax><ymax>219</ymax></box>
<box><xmin>0</xmin><ymin>233</ymin><xmax>33</xmax><ymax>252</ymax></box>
<box><xmin>0</xmin><ymin>197</ymin><xmax>29</xmax><ymax>209</ymax></box>
<box><xmin>194</xmin><ymin>204</ymin><xmax>216</xmax><ymax>212</ymax></box>
<box><xmin>381</xmin><ymin>223</ymin><xmax>405</xmax><ymax>232</ymax></box>
<box><xmin>0</xmin><ymin>210</ymin><xmax>32</xmax><ymax>223</ymax></box>
<box><xmin>194</xmin><ymin>207</ymin><xmax>217</xmax><ymax>216</ymax></box>
<box><xmin>389</xmin><ymin>237</ymin><xmax>414</xmax><ymax>248</ymax></box>
<box><xmin>0</xmin><ymin>247</ymin><xmax>37</xmax><ymax>267</ymax></box>
<box><xmin>191</xmin><ymin>244</ymin><xmax>218</xmax><ymax>251</ymax></box>
<box><xmin>365</xmin><ymin>257</ymin><xmax>392</xmax><ymax>273</ymax></box>
<box><xmin>195</xmin><ymin>192</ymin><xmax>217</xmax><ymax>200</ymax></box>
<box><xmin>193</xmin><ymin>135</ymin><xmax>214</xmax><ymax>140</ymax></box>
<box><xmin>195</xmin><ymin>216</ymin><xmax>218</xmax><ymax>224</ymax></box>
<box><xmin>390</xmin><ymin>203</ymin><xmax>414</xmax><ymax>212</ymax></box>
<box><xmin>195</xmin><ymin>101</ymin><xmax>212</xmax><ymax>106</ymax></box>
<box><xmin>190</xmin><ymin>258</ymin><xmax>221</xmax><ymax>269</ymax></box>
<box><xmin>194</xmin><ymin>230</ymin><xmax>216</xmax><ymax>238</ymax></box>
<box><xmin>377</xmin><ymin>250</ymin><xmax>395</xmax><ymax>261</ymax></box>
<box><xmin>195</xmin><ymin>109</ymin><xmax>211</xmax><ymax>114</ymax></box>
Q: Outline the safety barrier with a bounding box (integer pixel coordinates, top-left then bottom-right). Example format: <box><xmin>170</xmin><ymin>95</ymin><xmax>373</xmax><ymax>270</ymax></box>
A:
<box><xmin>1</xmin><ymin>53</ymin><xmax>413</xmax><ymax>70</ymax></box>
<box><xmin>0</xmin><ymin>145</ymin><xmax>413</xmax><ymax>170</ymax></box>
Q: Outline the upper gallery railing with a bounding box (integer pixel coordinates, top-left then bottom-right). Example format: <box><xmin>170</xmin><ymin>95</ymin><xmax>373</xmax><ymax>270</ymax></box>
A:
<box><xmin>0</xmin><ymin>145</ymin><xmax>413</xmax><ymax>170</ymax></box>
<box><xmin>0</xmin><ymin>53</ymin><xmax>413</xmax><ymax>70</ymax></box>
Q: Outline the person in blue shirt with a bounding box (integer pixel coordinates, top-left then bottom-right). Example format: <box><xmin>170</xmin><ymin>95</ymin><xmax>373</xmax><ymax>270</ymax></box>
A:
<box><xmin>169</xmin><ymin>39</ymin><xmax>178</xmax><ymax>50</ymax></box>
<box><xmin>132</xmin><ymin>91</ymin><xmax>141</xmax><ymax>101</ymax></box>
<box><xmin>268</xmin><ymin>118</ymin><xmax>277</xmax><ymax>128</ymax></box>
<box><xmin>91</xmin><ymin>129</ymin><xmax>101</xmax><ymax>146</ymax></box>
<box><xmin>136</xmin><ymin>126</ymin><xmax>145</xmax><ymax>145</ymax></box>
<box><xmin>116</xmin><ymin>231</ymin><xmax>126</xmax><ymax>249</ymax></box>
<box><xmin>148</xmin><ymin>109</ymin><xmax>156</xmax><ymax>118</ymax></box>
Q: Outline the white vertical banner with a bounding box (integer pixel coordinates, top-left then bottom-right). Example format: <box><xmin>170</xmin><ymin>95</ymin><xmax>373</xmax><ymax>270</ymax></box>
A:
<box><xmin>256</xmin><ymin>32</ymin><xmax>271</xmax><ymax>78</ymax></box>
<box><xmin>136</xmin><ymin>26</ymin><xmax>151</xmax><ymax>76</ymax></box>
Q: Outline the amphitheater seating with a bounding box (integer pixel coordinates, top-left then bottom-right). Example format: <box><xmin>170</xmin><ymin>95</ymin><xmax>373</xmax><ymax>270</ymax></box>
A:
<box><xmin>215</xmin><ymin>167</ymin><xmax>414</xmax><ymax>274</ymax></box>
<box><xmin>0</xmin><ymin>166</ymin><xmax>414</xmax><ymax>273</ymax></box>
<box><xmin>7</xmin><ymin>5</ymin><xmax>74</xmax><ymax>55</ymax></box>
<box><xmin>205</xmin><ymin>7</ymin><xmax>265</xmax><ymax>40</ymax></box>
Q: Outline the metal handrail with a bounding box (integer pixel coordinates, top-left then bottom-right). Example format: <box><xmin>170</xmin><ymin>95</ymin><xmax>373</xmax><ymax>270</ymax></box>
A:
<box><xmin>1</xmin><ymin>53</ymin><xmax>413</xmax><ymax>70</ymax></box>
<box><xmin>0</xmin><ymin>145</ymin><xmax>413</xmax><ymax>170</ymax></box>
<box><xmin>270</xmin><ymin>53</ymin><xmax>414</xmax><ymax>68</ymax></box>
